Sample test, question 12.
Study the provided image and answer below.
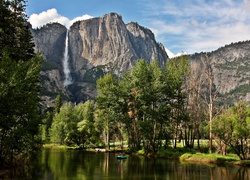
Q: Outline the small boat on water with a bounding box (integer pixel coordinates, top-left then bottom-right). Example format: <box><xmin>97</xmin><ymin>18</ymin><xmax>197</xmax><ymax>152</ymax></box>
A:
<box><xmin>117</xmin><ymin>155</ymin><xmax>127</xmax><ymax>159</ymax></box>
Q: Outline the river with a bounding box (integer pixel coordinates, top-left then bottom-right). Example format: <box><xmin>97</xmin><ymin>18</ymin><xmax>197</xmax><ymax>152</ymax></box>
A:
<box><xmin>2</xmin><ymin>149</ymin><xmax>250</xmax><ymax>179</ymax></box>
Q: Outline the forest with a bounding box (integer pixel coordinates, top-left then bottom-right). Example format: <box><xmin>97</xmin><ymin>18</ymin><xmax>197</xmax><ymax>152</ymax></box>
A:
<box><xmin>45</xmin><ymin>57</ymin><xmax>250</xmax><ymax>160</ymax></box>
<box><xmin>1</xmin><ymin>0</ymin><xmax>250</xmax><ymax>169</ymax></box>
<box><xmin>0</xmin><ymin>0</ymin><xmax>42</xmax><ymax>165</ymax></box>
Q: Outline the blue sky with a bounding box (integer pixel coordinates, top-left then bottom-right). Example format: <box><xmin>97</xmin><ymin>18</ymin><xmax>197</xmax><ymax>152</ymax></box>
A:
<box><xmin>26</xmin><ymin>0</ymin><xmax>250</xmax><ymax>56</ymax></box>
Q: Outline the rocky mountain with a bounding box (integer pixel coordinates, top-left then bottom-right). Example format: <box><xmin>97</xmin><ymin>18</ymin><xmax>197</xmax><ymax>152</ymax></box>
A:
<box><xmin>30</xmin><ymin>12</ymin><xmax>250</xmax><ymax>109</ymax></box>
<box><xmin>190</xmin><ymin>41</ymin><xmax>250</xmax><ymax>105</ymax></box>
<box><xmin>30</xmin><ymin>13</ymin><xmax>169</xmax><ymax>108</ymax></box>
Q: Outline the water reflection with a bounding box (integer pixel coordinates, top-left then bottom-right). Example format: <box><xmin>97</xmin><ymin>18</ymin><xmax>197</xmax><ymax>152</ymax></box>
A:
<box><xmin>2</xmin><ymin>149</ymin><xmax>250</xmax><ymax>179</ymax></box>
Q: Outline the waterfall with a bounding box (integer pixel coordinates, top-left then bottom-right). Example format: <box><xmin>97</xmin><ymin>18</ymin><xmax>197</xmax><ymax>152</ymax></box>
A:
<box><xmin>63</xmin><ymin>30</ymin><xmax>72</xmax><ymax>86</ymax></box>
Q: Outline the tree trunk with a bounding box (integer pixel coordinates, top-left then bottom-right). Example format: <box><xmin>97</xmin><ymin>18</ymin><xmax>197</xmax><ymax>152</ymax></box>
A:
<box><xmin>209</xmin><ymin>103</ymin><xmax>213</xmax><ymax>153</ymax></box>
<box><xmin>106</xmin><ymin>119</ymin><xmax>110</xmax><ymax>150</ymax></box>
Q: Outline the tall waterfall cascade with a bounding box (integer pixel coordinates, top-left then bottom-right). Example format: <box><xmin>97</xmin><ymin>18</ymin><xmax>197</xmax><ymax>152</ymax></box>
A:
<box><xmin>63</xmin><ymin>30</ymin><xmax>72</xmax><ymax>86</ymax></box>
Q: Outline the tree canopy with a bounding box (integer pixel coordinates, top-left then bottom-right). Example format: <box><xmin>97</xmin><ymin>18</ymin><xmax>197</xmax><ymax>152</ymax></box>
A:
<box><xmin>212</xmin><ymin>102</ymin><xmax>250</xmax><ymax>160</ymax></box>
<box><xmin>95</xmin><ymin>57</ymin><xmax>189</xmax><ymax>152</ymax></box>
<box><xmin>0</xmin><ymin>0</ymin><xmax>42</xmax><ymax>165</ymax></box>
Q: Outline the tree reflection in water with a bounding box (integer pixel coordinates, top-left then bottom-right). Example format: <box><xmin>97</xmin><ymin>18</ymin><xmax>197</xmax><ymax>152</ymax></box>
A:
<box><xmin>2</xmin><ymin>149</ymin><xmax>250</xmax><ymax>179</ymax></box>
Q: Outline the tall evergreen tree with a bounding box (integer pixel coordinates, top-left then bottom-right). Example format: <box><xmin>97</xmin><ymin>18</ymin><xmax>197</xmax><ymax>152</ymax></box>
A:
<box><xmin>0</xmin><ymin>0</ymin><xmax>42</xmax><ymax>165</ymax></box>
<box><xmin>54</xmin><ymin>95</ymin><xmax>63</xmax><ymax>114</ymax></box>
<box><xmin>165</xmin><ymin>56</ymin><xmax>189</xmax><ymax>148</ymax></box>
<box><xmin>96</xmin><ymin>74</ymin><xmax>119</xmax><ymax>150</ymax></box>
<box><xmin>0</xmin><ymin>0</ymin><xmax>34</xmax><ymax>62</ymax></box>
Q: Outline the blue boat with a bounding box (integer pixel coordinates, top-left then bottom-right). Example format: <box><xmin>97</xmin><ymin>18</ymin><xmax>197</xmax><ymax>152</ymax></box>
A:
<box><xmin>117</xmin><ymin>155</ymin><xmax>127</xmax><ymax>159</ymax></box>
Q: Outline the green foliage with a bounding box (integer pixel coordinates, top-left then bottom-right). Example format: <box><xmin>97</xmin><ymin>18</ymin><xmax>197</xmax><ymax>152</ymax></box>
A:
<box><xmin>50</xmin><ymin>102</ymin><xmax>75</xmax><ymax>145</ymax></box>
<box><xmin>76</xmin><ymin>101</ymin><xmax>100</xmax><ymax>147</ymax></box>
<box><xmin>95</xmin><ymin>58</ymin><xmax>190</xmax><ymax>153</ymax></box>
<box><xmin>166</xmin><ymin>55</ymin><xmax>189</xmax><ymax>87</ymax></box>
<box><xmin>180</xmin><ymin>152</ymin><xmax>240</xmax><ymax>163</ymax></box>
<box><xmin>96</xmin><ymin>74</ymin><xmax>121</xmax><ymax>149</ymax></box>
<box><xmin>54</xmin><ymin>95</ymin><xmax>63</xmax><ymax>114</ymax></box>
<box><xmin>82</xmin><ymin>66</ymin><xmax>105</xmax><ymax>83</ymax></box>
<box><xmin>96</xmin><ymin>73</ymin><xmax>119</xmax><ymax>109</ymax></box>
<box><xmin>212</xmin><ymin>102</ymin><xmax>250</xmax><ymax>160</ymax></box>
<box><xmin>0</xmin><ymin>52</ymin><xmax>42</xmax><ymax>164</ymax></box>
<box><xmin>50</xmin><ymin>101</ymin><xmax>100</xmax><ymax>147</ymax></box>
<box><xmin>0</xmin><ymin>0</ymin><xmax>35</xmax><ymax>62</ymax></box>
<box><xmin>165</xmin><ymin>56</ymin><xmax>190</xmax><ymax>148</ymax></box>
<box><xmin>0</xmin><ymin>0</ymin><xmax>43</xmax><ymax>165</ymax></box>
<box><xmin>228</xmin><ymin>84</ymin><xmax>250</xmax><ymax>96</ymax></box>
<box><xmin>40</xmin><ymin>61</ymin><xmax>58</xmax><ymax>71</ymax></box>
<box><xmin>41</xmin><ymin>111</ymin><xmax>54</xmax><ymax>143</ymax></box>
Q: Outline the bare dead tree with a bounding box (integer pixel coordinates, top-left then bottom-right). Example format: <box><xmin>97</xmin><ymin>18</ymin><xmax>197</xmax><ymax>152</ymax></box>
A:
<box><xmin>185</xmin><ymin>61</ymin><xmax>206</xmax><ymax>149</ymax></box>
<box><xmin>201</xmin><ymin>53</ymin><xmax>221</xmax><ymax>153</ymax></box>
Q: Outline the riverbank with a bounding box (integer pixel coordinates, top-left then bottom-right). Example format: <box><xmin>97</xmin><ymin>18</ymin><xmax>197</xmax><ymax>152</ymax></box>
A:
<box><xmin>43</xmin><ymin>144</ymin><xmax>78</xmax><ymax>149</ymax></box>
<box><xmin>43</xmin><ymin>144</ymin><xmax>250</xmax><ymax>166</ymax></box>
<box><xmin>9</xmin><ymin>148</ymin><xmax>250</xmax><ymax>179</ymax></box>
<box><xmin>179</xmin><ymin>152</ymin><xmax>250</xmax><ymax>166</ymax></box>
<box><xmin>135</xmin><ymin>147</ymin><xmax>250</xmax><ymax>166</ymax></box>
<box><xmin>42</xmin><ymin>144</ymin><xmax>128</xmax><ymax>153</ymax></box>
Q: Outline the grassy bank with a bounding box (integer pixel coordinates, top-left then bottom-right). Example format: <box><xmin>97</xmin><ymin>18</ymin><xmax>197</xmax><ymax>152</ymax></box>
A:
<box><xmin>42</xmin><ymin>143</ymin><xmax>128</xmax><ymax>152</ymax></box>
<box><xmin>180</xmin><ymin>152</ymin><xmax>250</xmax><ymax>166</ymax></box>
<box><xmin>43</xmin><ymin>144</ymin><xmax>79</xmax><ymax>149</ymax></box>
<box><xmin>135</xmin><ymin>145</ymin><xmax>250</xmax><ymax>166</ymax></box>
<box><xmin>136</xmin><ymin>147</ymin><xmax>195</xmax><ymax>159</ymax></box>
<box><xmin>43</xmin><ymin>143</ymin><xmax>250</xmax><ymax>166</ymax></box>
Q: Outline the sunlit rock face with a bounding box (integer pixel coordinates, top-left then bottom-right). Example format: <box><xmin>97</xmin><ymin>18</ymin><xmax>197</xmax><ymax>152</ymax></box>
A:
<box><xmin>190</xmin><ymin>41</ymin><xmax>250</xmax><ymax>104</ymax></box>
<box><xmin>31</xmin><ymin>23</ymin><xmax>67</xmax><ymax>67</ymax></box>
<box><xmin>30</xmin><ymin>13</ymin><xmax>169</xmax><ymax>107</ymax></box>
<box><xmin>30</xmin><ymin>23</ymin><xmax>69</xmax><ymax>108</ymax></box>
<box><xmin>69</xmin><ymin>13</ymin><xmax>168</xmax><ymax>77</ymax></box>
<box><xmin>31</xmin><ymin>12</ymin><xmax>250</xmax><ymax>108</ymax></box>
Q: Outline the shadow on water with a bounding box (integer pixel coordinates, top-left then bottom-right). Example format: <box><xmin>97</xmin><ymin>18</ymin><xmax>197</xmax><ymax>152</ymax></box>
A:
<box><xmin>2</xmin><ymin>149</ymin><xmax>250</xmax><ymax>179</ymax></box>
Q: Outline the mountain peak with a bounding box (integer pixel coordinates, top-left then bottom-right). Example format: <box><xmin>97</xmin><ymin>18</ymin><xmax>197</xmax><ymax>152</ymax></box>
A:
<box><xmin>175</xmin><ymin>51</ymin><xmax>188</xmax><ymax>57</ymax></box>
<box><xmin>103</xmin><ymin>12</ymin><xmax>122</xmax><ymax>20</ymax></box>
<box><xmin>31</xmin><ymin>13</ymin><xmax>168</xmax><ymax>106</ymax></box>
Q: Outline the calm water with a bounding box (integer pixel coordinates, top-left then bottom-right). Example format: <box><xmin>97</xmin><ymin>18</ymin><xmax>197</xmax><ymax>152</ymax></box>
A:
<box><xmin>3</xmin><ymin>149</ymin><xmax>250</xmax><ymax>179</ymax></box>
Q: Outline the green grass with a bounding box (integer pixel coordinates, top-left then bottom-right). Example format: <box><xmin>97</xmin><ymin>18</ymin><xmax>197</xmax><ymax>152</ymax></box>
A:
<box><xmin>43</xmin><ymin>141</ymin><xmax>250</xmax><ymax>166</ymax></box>
<box><xmin>180</xmin><ymin>152</ymin><xmax>244</xmax><ymax>165</ymax></box>
<box><xmin>43</xmin><ymin>144</ymin><xmax>78</xmax><ymax>149</ymax></box>
<box><xmin>158</xmin><ymin>148</ymin><xmax>192</xmax><ymax>159</ymax></box>
<box><xmin>135</xmin><ymin>146</ymin><xmax>196</xmax><ymax>159</ymax></box>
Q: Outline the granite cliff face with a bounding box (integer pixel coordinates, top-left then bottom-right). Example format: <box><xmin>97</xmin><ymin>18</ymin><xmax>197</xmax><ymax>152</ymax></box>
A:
<box><xmin>68</xmin><ymin>13</ymin><xmax>167</xmax><ymax>78</ymax></box>
<box><xmin>31</xmin><ymin>23</ymin><xmax>67</xmax><ymax>66</ymax></box>
<box><xmin>30</xmin><ymin>13</ymin><xmax>250</xmax><ymax>108</ymax></box>
<box><xmin>30</xmin><ymin>23</ymin><xmax>70</xmax><ymax>107</ymax></box>
<box><xmin>190</xmin><ymin>41</ymin><xmax>250</xmax><ymax>104</ymax></box>
<box><xmin>31</xmin><ymin>13</ymin><xmax>168</xmax><ymax>107</ymax></box>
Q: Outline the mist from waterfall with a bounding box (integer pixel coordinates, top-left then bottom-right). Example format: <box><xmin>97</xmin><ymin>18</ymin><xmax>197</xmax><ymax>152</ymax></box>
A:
<box><xmin>63</xmin><ymin>30</ymin><xmax>72</xmax><ymax>86</ymax></box>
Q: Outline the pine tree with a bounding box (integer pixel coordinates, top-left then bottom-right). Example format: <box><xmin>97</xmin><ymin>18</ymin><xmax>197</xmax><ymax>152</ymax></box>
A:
<box><xmin>0</xmin><ymin>0</ymin><xmax>42</xmax><ymax>165</ymax></box>
<box><xmin>0</xmin><ymin>0</ymin><xmax>35</xmax><ymax>62</ymax></box>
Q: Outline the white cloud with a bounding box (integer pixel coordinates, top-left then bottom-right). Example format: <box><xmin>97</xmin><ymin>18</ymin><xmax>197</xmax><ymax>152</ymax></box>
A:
<box><xmin>29</xmin><ymin>8</ymin><xmax>93</xmax><ymax>29</ymax></box>
<box><xmin>29</xmin><ymin>9</ymin><xmax>68</xmax><ymax>28</ymax></box>
<box><xmin>70</xmin><ymin>14</ymin><xmax>94</xmax><ymax>26</ymax></box>
<box><xmin>150</xmin><ymin>20</ymin><xmax>184</xmax><ymax>35</ymax></box>
<box><xmin>142</xmin><ymin>0</ymin><xmax>250</xmax><ymax>54</ymax></box>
